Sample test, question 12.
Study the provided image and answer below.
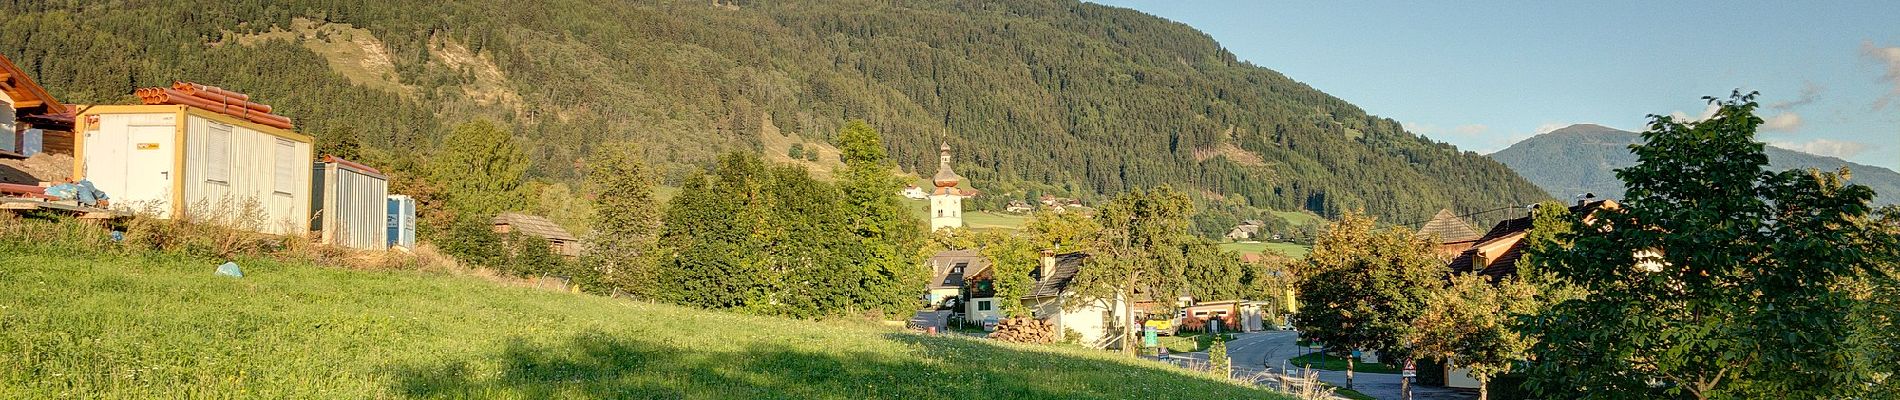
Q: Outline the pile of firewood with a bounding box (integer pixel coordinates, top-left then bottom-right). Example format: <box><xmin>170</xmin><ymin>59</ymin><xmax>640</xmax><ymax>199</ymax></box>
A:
<box><xmin>988</xmin><ymin>317</ymin><xmax>1056</xmax><ymax>343</ymax></box>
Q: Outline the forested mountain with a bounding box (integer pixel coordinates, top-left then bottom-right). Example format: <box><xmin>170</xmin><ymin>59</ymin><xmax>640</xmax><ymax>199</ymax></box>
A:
<box><xmin>1490</xmin><ymin>124</ymin><xmax>1899</xmax><ymax>205</ymax></box>
<box><xmin>0</xmin><ymin>0</ymin><xmax>1550</xmax><ymax>222</ymax></box>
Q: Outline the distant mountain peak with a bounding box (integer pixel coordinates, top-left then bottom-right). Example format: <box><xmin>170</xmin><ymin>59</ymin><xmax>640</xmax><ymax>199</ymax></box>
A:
<box><xmin>1491</xmin><ymin>124</ymin><xmax>1897</xmax><ymax>206</ymax></box>
<box><xmin>1543</xmin><ymin>123</ymin><xmax>1625</xmax><ymax>136</ymax></box>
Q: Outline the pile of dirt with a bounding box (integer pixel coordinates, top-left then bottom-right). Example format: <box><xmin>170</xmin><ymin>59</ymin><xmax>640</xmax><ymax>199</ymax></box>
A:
<box><xmin>0</xmin><ymin>153</ymin><xmax>74</xmax><ymax>185</ymax></box>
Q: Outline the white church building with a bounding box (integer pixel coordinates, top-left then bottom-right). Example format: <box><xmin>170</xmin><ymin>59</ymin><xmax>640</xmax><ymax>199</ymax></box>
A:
<box><xmin>928</xmin><ymin>143</ymin><xmax>970</xmax><ymax>231</ymax></box>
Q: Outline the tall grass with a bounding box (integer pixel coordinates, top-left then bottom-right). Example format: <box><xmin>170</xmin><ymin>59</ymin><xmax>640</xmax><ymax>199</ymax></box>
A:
<box><xmin>0</xmin><ymin>215</ymin><xmax>1290</xmax><ymax>399</ymax></box>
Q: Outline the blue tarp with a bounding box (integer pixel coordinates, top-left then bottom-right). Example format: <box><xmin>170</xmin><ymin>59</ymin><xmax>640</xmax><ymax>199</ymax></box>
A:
<box><xmin>43</xmin><ymin>180</ymin><xmax>109</xmax><ymax>207</ymax></box>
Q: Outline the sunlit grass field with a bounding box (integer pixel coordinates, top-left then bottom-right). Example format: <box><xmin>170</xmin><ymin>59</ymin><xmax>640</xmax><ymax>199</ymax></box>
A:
<box><xmin>0</xmin><ymin>219</ymin><xmax>1284</xmax><ymax>399</ymax></box>
<box><xmin>1216</xmin><ymin>241</ymin><xmax>1312</xmax><ymax>259</ymax></box>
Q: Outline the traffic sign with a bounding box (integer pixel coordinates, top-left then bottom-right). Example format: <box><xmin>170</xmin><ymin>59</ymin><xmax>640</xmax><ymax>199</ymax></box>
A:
<box><xmin>1402</xmin><ymin>360</ymin><xmax>1417</xmax><ymax>378</ymax></box>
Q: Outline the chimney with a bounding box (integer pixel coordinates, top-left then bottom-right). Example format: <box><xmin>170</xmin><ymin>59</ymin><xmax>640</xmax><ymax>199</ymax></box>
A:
<box><xmin>1577</xmin><ymin>192</ymin><xmax>1596</xmax><ymax>206</ymax></box>
<box><xmin>1039</xmin><ymin>249</ymin><xmax>1057</xmax><ymax>280</ymax></box>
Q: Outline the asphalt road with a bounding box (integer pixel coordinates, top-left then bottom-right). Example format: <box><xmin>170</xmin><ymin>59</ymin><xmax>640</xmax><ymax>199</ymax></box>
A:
<box><xmin>1172</xmin><ymin>331</ymin><xmax>1474</xmax><ymax>400</ymax></box>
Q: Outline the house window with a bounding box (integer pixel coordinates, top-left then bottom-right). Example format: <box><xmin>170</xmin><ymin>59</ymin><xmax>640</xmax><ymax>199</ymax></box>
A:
<box><xmin>205</xmin><ymin>123</ymin><xmax>231</xmax><ymax>184</ymax></box>
<box><xmin>1473</xmin><ymin>252</ymin><xmax>1489</xmax><ymax>271</ymax></box>
<box><xmin>951</xmin><ymin>262</ymin><xmax>967</xmax><ymax>274</ymax></box>
<box><xmin>977</xmin><ymin>300</ymin><xmax>992</xmax><ymax>311</ymax></box>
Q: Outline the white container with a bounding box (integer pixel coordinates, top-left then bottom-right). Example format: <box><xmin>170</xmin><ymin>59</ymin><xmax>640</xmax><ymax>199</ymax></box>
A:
<box><xmin>386</xmin><ymin>195</ymin><xmax>417</xmax><ymax>249</ymax></box>
<box><xmin>313</xmin><ymin>156</ymin><xmax>388</xmax><ymax>250</ymax></box>
<box><xmin>75</xmin><ymin>105</ymin><xmax>314</xmax><ymax>234</ymax></box>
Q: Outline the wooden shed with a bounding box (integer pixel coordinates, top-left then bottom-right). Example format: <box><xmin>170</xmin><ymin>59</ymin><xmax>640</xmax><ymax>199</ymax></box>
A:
<box><xmin>492</xmin><ymin>212</ymin><xmax>581</xmax><ymax>257</ymax></box>
<box><xmin>74</xmin><ymin>105</ymin><xmax>315</xmax><ymax>234</ymax></box>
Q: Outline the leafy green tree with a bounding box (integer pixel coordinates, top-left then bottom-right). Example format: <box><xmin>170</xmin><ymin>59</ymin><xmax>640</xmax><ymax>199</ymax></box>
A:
<box><xmin>1408</xmin><ymin>274</ymin><xmax>1538</xmax><ymax>400</ymax></box>
<box><xmin>1523</xmin><ymin>93</ymin><xmax>1900</xmax><ymax>399</ymax></box>
<box><xmin>1070</xmin><ymin>186</ymin><xmax>1196</xmax><ymax>354</ymax></box>
<box><xmin>1209</xmin><ymin>335</ymin><xmax>1232</xmax><ymax>379</ymax></box>
<box><xmin>1292</xmin><ymin>212</ymin><xmax>1443</xmax><ymax>389</ymax></box>
<box><xmin>439</xmin><ymin>214</ymin><xmax>504</xmax><ymax>269</ymax></box>
<box><xmin>1242</xmin><ymin>252</ymin><xmax>1298</xmax><ymax>324</ymax></box>
<box><xmin>500</xmin><ymin>232</ymin><xmax>562</xmax><ymax>278</ymax></box>
<box><xmin>974</xmin><ymin>230</ymin><xmax>1038</xmax><ymax>318</ymax></box>
<box><xmin>654</xmin><ymin>153</ymin><xmax>775</xmax><ymax>311</ymax></box>
<box><xmin>429</xmin><ymin>119</ymin><xmax>529</xmax><ymax>219</ymax></box>
<box><xmin>759</xmin><ymin>164</ymin><xmax>852</xmax><ymax>318</ymax></box>
<box><xmin>581</xmin><ymin>141</ymin><xmax>662</xmax><ymax>296</ymax></box>
<box><xmin>1516</xmin><ymin>201</ymin><xmax>1587</xmax><ymax>304</ymax></box>
<box><xmin>1182</xmin><ymin>240</ymin><xmax>1247</xmax><ymax>301</ymax></box>
<box><xmin>787</xmin><ymin>143</ymin><xmax>805</xmax><ymax>160</ymax></box>
<box><xmin>1025</xmin><ymin>209</ymin><xmax>1101</xmax><ymax>252</ymax></box>
<box><xmin>834</xmin><ymin>120</ymin><xmax>926</xmax><ymax>316</ymax></box>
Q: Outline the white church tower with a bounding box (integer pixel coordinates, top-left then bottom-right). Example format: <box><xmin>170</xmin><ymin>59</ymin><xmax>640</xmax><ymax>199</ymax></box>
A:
<box><xmin>929</xmin><ymin>143</ymin><xmax>967</xmax><ymax>231</ymax></box>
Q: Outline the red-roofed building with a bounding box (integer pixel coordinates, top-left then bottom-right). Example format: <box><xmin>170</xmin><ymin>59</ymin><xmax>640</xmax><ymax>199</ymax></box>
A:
<box><xmin>0</xmin><ymin>53</ymin><xmax>75</xmax><ymax>157</ymax></box>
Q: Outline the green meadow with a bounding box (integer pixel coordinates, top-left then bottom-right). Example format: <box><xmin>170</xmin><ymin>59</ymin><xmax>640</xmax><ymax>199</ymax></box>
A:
<box><xmin>0</xmin><ymin>218</ymin><xmax>1284</xmax><ymax>399</ymax></box>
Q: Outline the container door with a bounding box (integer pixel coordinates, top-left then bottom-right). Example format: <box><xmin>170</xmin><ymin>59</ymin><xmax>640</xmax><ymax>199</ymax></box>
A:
<box><xmin>122</xmin><ymin>125</ymin><xmax>175</xmax><ymax>216</ymax></box>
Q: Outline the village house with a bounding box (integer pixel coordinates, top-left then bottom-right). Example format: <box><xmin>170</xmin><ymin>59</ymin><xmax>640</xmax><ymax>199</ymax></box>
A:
<box><xmin>492</xmin><ymin>212</ymin><xmax>582</xmax><ymax>257</ymax></box>
<box><xmin>900</xmin><ymin>184</ymin><xmax>928</xmax><ymax>200</ymax></box>
<box><xmin>1003</xmin><ymin>199</ymin><xmax>1034</xmax><ymax>213</ymax></box>
<box><xmin>928</xmin><ymin>248</ymin><xmax>1129</xmax><ymax>347</ymax></box>
<box><xmin>1417</xmin><ymin>209</ymin><xmax>1484</xmax><ymax>257</ymax></box>
<box><xmin>1021</xmin><ymin>251</ymin><xmax>1127</xmax><ymax>347</ymax></box>
<box><xmin>924</xmin><ymin>249</ymin><xmax>986</xmax><ymax>309</ymax></box>
<box><xmin>0</xmin><ymin>53</ymin><xmax>75</xmax><ymax>159</ymax></box>
<box><xmin>1225</xmin><ymin>219</ymin><xmax>1266</xmax><ymax>241</ymax></box>
<box><xmin>1422</xmin><ymin>199</ymin><xmax>1617</xmax><ymax>389</ymax></box>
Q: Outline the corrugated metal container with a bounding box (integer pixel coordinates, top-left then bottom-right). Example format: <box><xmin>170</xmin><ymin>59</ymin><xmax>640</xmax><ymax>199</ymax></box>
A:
<box><xmin>312</xmin><ymin>156</ymin><xmax>388</xmax><ymax>250</ymax></box>
<box><xmin>386</xmin><ymin>195</ymin><xmax>417</xmax><ymax>249</ymax></box>
<box><xmin>74</xmin><ymin>105</ymin><xmax>314</xmax><ymax>234</ymax></box>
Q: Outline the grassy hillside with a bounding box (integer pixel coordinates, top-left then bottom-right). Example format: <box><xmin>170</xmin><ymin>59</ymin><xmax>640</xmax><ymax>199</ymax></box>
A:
<box><xmin>0</xmin><ymin>225</ymin><xmax>1281</xmax><ymax>399</ymax></box>
<box><xmin>0</xmin><ymin>0</ymin><xmax>1549</xmax><ymax>224</ymax></box>
<box><xmin>1490</xmin><ymin>124</ymin><xmax>1900</xmax><ymax>205</ymax></box>
<box><xmin>1217</xmin><ymin>241</ymin><xmax>1312</xmax><ymax>259</ymax></box>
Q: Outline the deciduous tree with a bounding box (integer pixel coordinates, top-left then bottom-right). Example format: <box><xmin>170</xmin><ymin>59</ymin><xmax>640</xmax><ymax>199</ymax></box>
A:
<box><xmin>1408</xmin><ymin>274</ymin><xmax>1537</xmax><ymax>400</ymax></box>
<box><xmin>581</xmin><ymin>141</ymin><xmax>661</xmax><ymax>296</ymax></box>
<box><xmin>1293</xmin><ymin>212</ymin><xmax>1443</xmax><ymax>389</ymax></box>
<box><xmin>1070</xmin><ymin>186</ymin><xmax>1195</xmax><ymax>354</ymax></box>
<box><xmin>834</xmin><ymin>120</ymin><xmax>925</xmax><ymax>315</ymax></box>
<box><xmin>1523</xmin><ymin>93</ymin><xmax>1900</xmax><ymax>399</ymax></box>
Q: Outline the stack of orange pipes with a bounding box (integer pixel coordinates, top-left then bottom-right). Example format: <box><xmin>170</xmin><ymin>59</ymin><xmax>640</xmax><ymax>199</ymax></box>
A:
<box><xmin>133</xmin><ymin>81</ymin><xmax>293</xmax><ymax>129</ymax></box>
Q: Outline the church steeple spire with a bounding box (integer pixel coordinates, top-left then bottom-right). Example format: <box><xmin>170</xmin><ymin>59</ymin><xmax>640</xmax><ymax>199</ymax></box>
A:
<box><xmin>932</xmin><ymin>143</ymin><xmax>961</xmax><ymax>188</ymax></box>
<box><xmin>929</xmin><ymin>142</ymin><xmax>966</xmax><ymax>231</ymax></box>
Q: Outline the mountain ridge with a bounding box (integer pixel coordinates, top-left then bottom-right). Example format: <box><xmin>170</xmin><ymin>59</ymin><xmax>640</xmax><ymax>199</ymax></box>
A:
<box><xmin>1490</xmin><ymin>124</ymin><xmax>1898</xmax><ymax>205</ymax></box>
<box><xmin>1</xmin><ymin>0</ymin><xmax>1551</xmax><ymax>222</ymax></box>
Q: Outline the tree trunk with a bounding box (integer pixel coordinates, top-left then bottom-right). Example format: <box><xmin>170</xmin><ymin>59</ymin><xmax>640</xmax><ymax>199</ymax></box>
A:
<box><xmin>1479</xmin><ymin>377</ymin><xmax>1489</xmax><ymax>400</ymax></box>
<box><xmin>1345</xmin><ymin>355</ymin><xmax>1355</xmax><ymax>389</ymax></box>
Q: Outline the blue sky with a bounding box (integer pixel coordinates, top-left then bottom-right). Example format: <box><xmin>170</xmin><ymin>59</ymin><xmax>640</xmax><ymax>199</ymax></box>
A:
<box><xmin>1090</xmin><ymin>1</ymin><xmax>1900</xmax><ymax>170</ymax></box>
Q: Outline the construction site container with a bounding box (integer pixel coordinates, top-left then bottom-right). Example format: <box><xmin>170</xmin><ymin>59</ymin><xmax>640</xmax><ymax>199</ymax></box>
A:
<box><xmin>312</xmin><ymin>156</ymin><xmax>388</xmax><ymax>250</ymax></box>
<box><xmin>74</xmin><ymin>105</ymin><xmax>314</xmax><ymax>234</ymax></box>
<box><xmin>386</xmin><ymin>194</ymin><xmax>417</xmax><ymax>249</ymax></box>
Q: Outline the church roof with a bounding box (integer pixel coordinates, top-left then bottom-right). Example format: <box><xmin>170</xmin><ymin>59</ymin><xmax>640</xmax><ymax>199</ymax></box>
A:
<box><xmin>1418</xmin><ymin>209</ymin><xmax>1482</xmax><ymax>243</ymax></box>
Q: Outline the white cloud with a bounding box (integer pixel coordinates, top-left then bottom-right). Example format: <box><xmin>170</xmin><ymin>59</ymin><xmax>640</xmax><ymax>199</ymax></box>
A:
<box><xmin>1768</xmin><ymin>81</ymin><xmax>1823</xmax><ymax>110</ymax></box>
<box><xmin>1770</xmin><ymin>138</ymin><xmax>1874</xmax><ymax>159</ymax></box>
<box><xmin>1761</xmin><ymin>112</ymin><xmax>1803</xmax><ymax>132</ymax></box>
<box><xmin>1404</xmin><ymin>122</ymin><xmax>1488</xmax><ymax>137</ymax></box>
<box><xmin>1863</xmin><ymin>40</ymin><xmax>1900</xmax><ymax>110</ymax></box>
<box><xmin>1668</xmin><ymin>104</ymin><xmax>1720</xmax><ymax>123</ymax></box>
<box><xmin>1452</xmin><ymin>124</ymin><xmax>1489</xmax><ymax>136</ymax></box>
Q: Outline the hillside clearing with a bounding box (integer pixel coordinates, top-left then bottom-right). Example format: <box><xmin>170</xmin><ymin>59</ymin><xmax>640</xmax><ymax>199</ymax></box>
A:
<box><xmin>1218</xmin><ymin>241</ymin><xmax>1312</xmax><ymax>259</ymax></box>
<box><xmin>0</xmin><ymin>235</ymin><xmax>1282</xmax><ymax>399</ymax></box>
